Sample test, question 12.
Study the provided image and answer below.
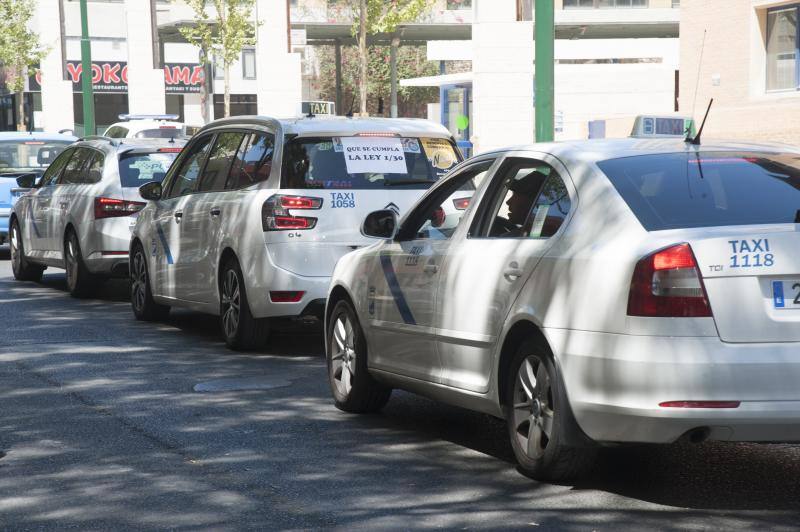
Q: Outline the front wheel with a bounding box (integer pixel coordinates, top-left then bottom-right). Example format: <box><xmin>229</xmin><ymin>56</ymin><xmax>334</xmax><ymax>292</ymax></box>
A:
<box><xmin>219</xmin><ymin>257</ymin><xmax>270</xmax><ymax>351</ymax></box>
<box><xmin>326</xmin><ymin>299</ymin><xmax>391</xmax><ymax>413</ymax></box>
<box><xmin>130</xmin><ymin>244</ymin><xmax>170</xmax><ymax>321</ymax></box>
<box><xmin>505</xmin><ymin>341</ymin><xmax>596</xmax><ymax>481</ymax></box>
<box><xmin>9</xmin><ymin>219</ymin><xmax>44</xmax><ymax>282</ymax></box>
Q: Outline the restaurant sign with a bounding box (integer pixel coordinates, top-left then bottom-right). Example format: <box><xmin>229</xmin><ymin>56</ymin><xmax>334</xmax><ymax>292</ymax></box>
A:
<box><xmin>29</xmin><ymin>61</ymin><xmax>205</xmax><ymax>94</ymax></box>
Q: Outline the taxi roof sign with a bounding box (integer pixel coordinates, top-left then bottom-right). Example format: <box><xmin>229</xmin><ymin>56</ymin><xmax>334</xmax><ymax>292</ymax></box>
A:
<box><xmin>631</xmin><ymin>115</ymin><xmax>695</xmax><ymax>139</ymax></box>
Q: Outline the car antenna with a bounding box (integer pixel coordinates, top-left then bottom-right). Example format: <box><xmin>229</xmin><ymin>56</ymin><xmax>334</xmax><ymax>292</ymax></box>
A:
<box><xmin>686</xmin><ymin>98</ymin><xmax>713</xmax><ymax>145</ymax></box>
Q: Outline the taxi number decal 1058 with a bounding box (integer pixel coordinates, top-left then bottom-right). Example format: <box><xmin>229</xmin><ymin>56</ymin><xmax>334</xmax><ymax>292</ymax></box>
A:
<box><xmin>330</xmin><ymin>192</ymin><xmax>355</xmax><ymax>209</ymax></box>
<box><xmin>729</xmin><ymin>238</ymin><xmax>774</xmax><ymax>268</ymax></box>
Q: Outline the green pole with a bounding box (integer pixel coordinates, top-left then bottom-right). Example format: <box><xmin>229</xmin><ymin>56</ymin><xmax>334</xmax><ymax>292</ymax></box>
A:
<box><xmin>79</xmin><ymin>0</ymin><xmax>95</xmax><ymax>136</ymax></box>
<box><xmin>534</xmin><ymin>0</ymin><xmax>554</xmax><ymax>142</ymax></box>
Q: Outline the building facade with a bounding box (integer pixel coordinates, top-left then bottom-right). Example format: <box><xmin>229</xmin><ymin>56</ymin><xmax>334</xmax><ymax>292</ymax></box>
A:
<box><xmin>680</xmin><ymin>0</ymin><xmax>800</xmax><ymax>144</ymax></box>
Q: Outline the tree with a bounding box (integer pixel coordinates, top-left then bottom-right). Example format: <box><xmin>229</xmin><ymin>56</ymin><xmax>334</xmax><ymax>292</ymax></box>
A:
<box><xmin>334</xmin><ymin>0</ymin><xmax>431</xmax><ymax>115</ymax></box>
<box><xmin>0</xmin><ymin>0</ymin><xmax>49</xmax><ymax>131</ymax></box>
<box><xmin>178</xmin><ymin>0</ymin><xmax>258</xmax><ymax>118</ymax></box>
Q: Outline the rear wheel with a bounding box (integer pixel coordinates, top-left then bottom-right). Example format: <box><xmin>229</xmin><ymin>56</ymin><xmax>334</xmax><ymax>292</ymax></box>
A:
<box><xmin>326</xmin><ymin>299</ymin><xmax>391</xmax><ymax>413</ymax></box>
<box><xmin>505</xmin><ymin>341</ymin><xmax>596</xmax><ymax>481</ymax></box>
<box><xmin>64</xmin><ymin>230</ymin><xmax>96</xmax><ymax>298</ymax></box>
<box><xmin>220</xmin><ymin>257</ymin><xmax>270</xmax><ymax>350</ymax></box>
<box><xmin>130</xmin><ymin>243</ymin><xmax>170</xmax><ymax>321</ymax></box>
<box><xmin>9</xmin><ymin>219</ymin><xmax>44</xmax><ymax>282</ymax></box>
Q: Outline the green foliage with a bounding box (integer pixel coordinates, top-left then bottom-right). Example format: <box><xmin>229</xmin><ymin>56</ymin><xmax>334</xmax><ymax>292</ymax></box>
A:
<box><xmin>315</xmin><ymin>45</ymin><xmax>439</xmax><ymax>117</ymax></box>
<box><xmin>0</xmin><ymin>0</ymin><xmax>49</xmax><ymax>93</ymax></box>
<box><xmin>357</xmin><ymin>0</ymin><xmax>431</xmax><ymax>36</ymax></box>
<box><xmin>177</xmin><ymin>0</ymin><xmax>258</xmax><ymax>67</ymax></box>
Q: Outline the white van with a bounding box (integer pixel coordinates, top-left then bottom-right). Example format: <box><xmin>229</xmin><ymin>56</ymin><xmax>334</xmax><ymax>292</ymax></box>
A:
<box><xmin>129</xmin><ymin>115</ymin><xmax>463</xmax><ymax>350</ymax></box>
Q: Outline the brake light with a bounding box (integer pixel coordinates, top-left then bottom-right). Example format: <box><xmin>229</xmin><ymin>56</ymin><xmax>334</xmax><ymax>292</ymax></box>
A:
<box><xmin>94</xmin><ymin>197</ymin><xmax>145</xmax><ymax>219</ymax></box>
<box><xmin>453</xmin><ymin>197</ymin><xmax>470</xmax><ymax>210</ymax></box>
<box><xmin>270</xmin><ymin>291</ymin><xmax>305</xmax><ymax>303</ymax></box>
<box><xmin>262</xmin><ymin>194</ymin><xmax>322</xmax><ymax>231</ymax></box>
<box><xmin>158</xmin><ymin>147</ymin><xmax>183</xmax><ymax>153</ymax></box>
<box><xmin>659</xmin><ymin>401</ymin><xmax>740</xmax><ymax>408</ymax></box>
<box><xmin>627</xmin><ymin>243</ymin><xmax>712</xmax><ymax>317</ymax></box>
<box><xmin>354</xmin><ymin>132</ymin><xmax>400</xmax><ymax>137</ymax></box>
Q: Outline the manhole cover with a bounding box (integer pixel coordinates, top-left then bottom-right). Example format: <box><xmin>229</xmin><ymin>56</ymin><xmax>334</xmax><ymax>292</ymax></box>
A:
<box><xmin>193</xmin><ymin>375</ymin><xmax>294</xmax><ymax>393</ymax></box>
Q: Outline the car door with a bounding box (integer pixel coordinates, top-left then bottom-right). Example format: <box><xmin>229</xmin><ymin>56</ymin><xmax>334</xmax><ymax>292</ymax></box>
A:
<box><xmin>26</xmin><ymin>148</ymin><xmax>74</xmax><ymax>257</ymax></box>
<box><xmin>434</xmin><ymin>154</ymin><xmax>577</xmax><ymax>393</ymax></box>
<box><xmin>365</xmin><ymin>158</ymin><xmax>496</xmax><ymax>383</ymax></box>
<box><xmin>181</xmin><ymin>130</ymin><xmax>248</xmax><ymax>303</ymax></box>
<box><xmin>53</xmin><ymin>147</ymin><xmax>93</xmax><ymax>254</ymax></box>
<box><xmin>151</xmin><ymin>133</ymin><xmax>214</xmax><ymax>301</ymax></box>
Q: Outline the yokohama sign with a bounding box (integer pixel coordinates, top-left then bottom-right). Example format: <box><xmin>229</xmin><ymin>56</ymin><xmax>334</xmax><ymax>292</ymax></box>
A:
<box><xmin>29</xmin><ymin>61</ymin><xmax>205</xmax><ymax>94</ymax></box>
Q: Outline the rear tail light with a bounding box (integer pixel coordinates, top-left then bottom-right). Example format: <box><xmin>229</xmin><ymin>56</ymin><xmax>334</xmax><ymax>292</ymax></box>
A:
<box><xmin>453</xmin><ymin>197</ymin><xmax>470</xmax><ymax>210</ymax></box>
<box><xmin>262</xmin><ymin>194</ymin><xmax>322</xmax><ymax>231</ymax></box>
<box><xmin>431</xmin><ymin>207</ymin><xmax>446</xmax><ymax>228</ymax></box>
<box><xmin>627</xmin><ymin>243</ymin><xmax>712</xmax><ymax>317</ymax></box>
<box><xmin>270</xmin><ymin>291</ymin><xmax>305</xmax><ymax>303</ymax></box>
<box><xmin>94</xmin><ymin>197</ymin><xmax>145</xmax><ymax>219</ymax></box>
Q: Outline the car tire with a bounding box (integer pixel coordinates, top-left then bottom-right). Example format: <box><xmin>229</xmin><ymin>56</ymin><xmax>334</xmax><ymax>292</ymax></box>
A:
<box><xmin>64</xmin><ymin>230</ymin><xmax>96</xmax><ymax>298</ymax></box>
<box><xmin>219</xmin><ymin>256</ymin><xmax>270</xmax><ymax>351</ymax></box>
<box><xmin>9</xmin><ymin>219</ymin><xmax>44</xmax><ymax>282</ymax></box>
<box><xmin>326</xmin><ymin>299</ymin><xmax>391</xmax><ymax>413</ymax></box>
<box><xmin>505</xmin><ymin>339</ymin><xmax>596</xmax><ymax>481</ymax></box>
<box><xmin>130</xmin><ymin>243</ymin><xmax>170</xmax><ymax>321</ymax></box>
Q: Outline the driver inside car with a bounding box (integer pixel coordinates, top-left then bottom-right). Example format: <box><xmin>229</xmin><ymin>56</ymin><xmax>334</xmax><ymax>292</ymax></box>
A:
<box><xmin>490</xmin><ymin>169</ymin><xmax>547</xmax><ymax>237</ymax></box>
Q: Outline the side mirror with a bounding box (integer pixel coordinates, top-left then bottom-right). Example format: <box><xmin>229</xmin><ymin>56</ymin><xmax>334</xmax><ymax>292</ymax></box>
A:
<box><xmin>16</xmin><ymin>174</ymin><xmax>36</xmax><ymax>189</ymax></box>
<box><xmin>362</xmin><ymin>209</ymin><xmax>398</xmax><ymax>239</ymax></box>
<box><xmin>139</xmin><ymin>181</ymin><xmax>162</xmax><ymax>201</ymax></box>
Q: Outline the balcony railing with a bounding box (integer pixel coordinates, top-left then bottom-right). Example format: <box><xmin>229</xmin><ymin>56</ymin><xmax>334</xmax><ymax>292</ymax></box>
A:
<box><xmin>290</xmin><ymin>0</ymin><xmax>473</xmax><ymax>25</ymax></box>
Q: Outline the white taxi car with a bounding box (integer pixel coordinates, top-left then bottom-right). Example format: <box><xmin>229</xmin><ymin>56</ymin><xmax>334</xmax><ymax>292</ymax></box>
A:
<box><xmin>129</xmin><ymin>116</ymin><xmax>462</xmax><ymax>350</ymax></box>
<box><xmin>10</xmin><ymin>137</ymin><xmax>183</xmax><ymax>295</ymax></box>
<box><xmin>104</xmin><ymin>115</ymin><xmax>188</xmax><ymax>140</ymax></box>
<box><xmin>325</xmin><ymin>138</ymin><xmax>800</xmax><ymax>481</ymax></box>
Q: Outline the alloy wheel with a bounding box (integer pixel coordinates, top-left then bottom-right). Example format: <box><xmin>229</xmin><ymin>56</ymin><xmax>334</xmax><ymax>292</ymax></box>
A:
<box><xmin>512</xmin><ymin>355</ymin><xmax>555</xmax><ymax>460</ymax></box>
<box><xmin>65</xmin><ymin>235</ymin><xmax>78</xmax><ymax>289</ymax></box>
<box><xmin>221</xmin><ymin>269</ymin><xmax>241</xmax><ymax>338</ymax></box>
<box><xmin>330</xmin><ymin>313</ymin><xmax>356</xmax><ymax>396</ymax></box>
<box><xmin>10</xmin><ymin>224</ymin><xmax>20</xmax><ymax>273</ymax></box>
<box><xmin>131</xmin><ymin>251</ymin><xmax>147</xmax><ymax>312</ymax></box>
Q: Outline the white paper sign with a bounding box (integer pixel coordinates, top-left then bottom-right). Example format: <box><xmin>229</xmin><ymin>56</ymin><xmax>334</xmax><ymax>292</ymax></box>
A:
<box><xmin>339</xmin><ymin>137</ymin><xmax>407</xmax><ymax>175</ymax></box>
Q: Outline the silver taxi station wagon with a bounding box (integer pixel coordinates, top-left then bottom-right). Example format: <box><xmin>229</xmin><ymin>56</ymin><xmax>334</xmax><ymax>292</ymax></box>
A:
<box><xmin>325</xmin><ymin>138</ymin><xmax>800</xmax><ymax>481</ymax></box>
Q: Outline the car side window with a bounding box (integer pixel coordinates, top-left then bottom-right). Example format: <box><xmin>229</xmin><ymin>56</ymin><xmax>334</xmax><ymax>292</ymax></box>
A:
<box><xmin>39</xmin><ymin>148</ymin><xmax>73</xmax><ymax>187</ymax></box>
<box><xmin>84</xmin><ymin>151</ymin><xmax>105</xmax><ymax>184</ymax></box>
<box><xmin>396</xmin><ymin>159</ymin><xmax>495</xmax><ymax>242</ymax></box>
<box><xmin>197</xmin><ymin>132</ymin><xmax>246</xmax><ymax>193</ymax></box>
<box><xmin>60</xmin><ymin>148</ymin><xmax>93</xmax><ymax>185</ymax></box>
<box><xmin>479</xmin><ymin>158</ymin><xmax>568</xmax><ymax>239</ymax></box>
<box><xmin>226</xmin><ymin>132</ymin><xmax>275</xmax><ymax>189</ymax></box>
<box><xmin>164</xmin><ymin>134</ymin><xmax>214</xmax><ymax>199</ymax></box>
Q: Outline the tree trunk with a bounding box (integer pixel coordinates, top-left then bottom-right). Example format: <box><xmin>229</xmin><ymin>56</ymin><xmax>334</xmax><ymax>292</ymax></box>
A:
<box><xmin>16</xmin><ymin>66</ymin><xmax>26</xmax><ymax>132</ymax></box>
<box><xmin>224</xmin><ymin>62</ymin><xmax>231</xmax><ymax>118</ymax></box>
<box><xmin>358</xmin><ymin>0</ymin><xmax>368</xmax><ymax>116</ymax></box>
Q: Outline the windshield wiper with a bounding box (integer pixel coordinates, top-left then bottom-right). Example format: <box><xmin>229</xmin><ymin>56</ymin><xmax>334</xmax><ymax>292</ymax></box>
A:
<box><xmin>383</xmin><ymin>179</ymin><xmax>435</xmax><ymax>187</ymax></box>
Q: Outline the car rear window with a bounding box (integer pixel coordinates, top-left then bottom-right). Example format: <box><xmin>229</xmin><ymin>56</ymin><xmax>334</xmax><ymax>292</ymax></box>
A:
<box><xmin>119</xmin><ymin>152</ymin><xmax>179</xmax><ymax>188</ymax></box>
<box><xmin>597</xmin><ymin>151</ymin><xmax>800</xmax><ymax>231</ymax></box>
<box><xmin>134</xmin><ymin>128</ymin><xmax>182</xmax><ymax>139</ymax></box>
<box><xmin>281</xmin><ymin>136</ymin><xmax>462</xmax><ymax>190</ymax></box>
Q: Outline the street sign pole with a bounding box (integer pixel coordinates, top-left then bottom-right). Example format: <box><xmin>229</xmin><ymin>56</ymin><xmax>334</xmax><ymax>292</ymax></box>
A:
<box><xmin>79</xmin><ymin>0</ymin><xmax>95</xmax><ymax>135</ymax></box>
<box><xmin>534</xmin><ymin>0</ymin><xmax>554</xmax><ymax>142</ymax></box>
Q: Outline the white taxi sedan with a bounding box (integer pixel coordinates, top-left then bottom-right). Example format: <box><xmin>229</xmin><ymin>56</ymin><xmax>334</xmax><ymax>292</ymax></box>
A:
<box><xmin>325</xmin><ymin>138</ymin><xmax>800</xmax><ymax>481</ymax></box>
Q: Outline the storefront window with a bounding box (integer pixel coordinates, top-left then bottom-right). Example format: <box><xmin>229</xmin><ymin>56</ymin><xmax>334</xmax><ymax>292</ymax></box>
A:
<box><xmin>213</xmin><ymin>94</ymin><xmax>257</xmax><ymax>119</ymax></box>
<box><xmin>767</xmin><ymin>6</ymin><xmax>799</xmax><ymax>92</ymax></box>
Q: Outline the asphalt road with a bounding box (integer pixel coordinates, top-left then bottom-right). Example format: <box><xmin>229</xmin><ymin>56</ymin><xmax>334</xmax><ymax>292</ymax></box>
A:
<box><xmin>1</xmin><ymin>249</ymin><xmax>800</xmax><ymax>531</ymax></box>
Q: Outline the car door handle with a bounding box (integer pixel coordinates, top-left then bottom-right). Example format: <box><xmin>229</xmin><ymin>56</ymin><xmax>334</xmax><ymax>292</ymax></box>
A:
<box><xmin>209</xmin><ymin>207</ymin><xmax>221</xmax><ymax>217</ymax></box>
<box><xmin>174</xmin><ymin>211</ymin><xmax>183</xmax><ymax>223</ymax></box>
<box><xmin>424</xmin><ymin>262</ymin><xmax>438</xmax><ymax>274</ymax></box>
<box><xmin>504</xmin><ymin>261</ymin><xmax>523</xmax><ymax>281</ymax></box>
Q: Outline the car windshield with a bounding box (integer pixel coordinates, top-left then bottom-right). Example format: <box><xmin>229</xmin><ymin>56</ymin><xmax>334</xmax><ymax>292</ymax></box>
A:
<box><xmin>0</xmin><ymin>139</ymin><xmax>72</xmax><ymax>172</ymax></box>
<box><xmin>281</xmin><ymin>136</ymin><xmax>462</xmax><ymax>189</ymax></box>
<box><xmin>119</xmin><ymin>152</ymin><xmax>179</xmax><ymax>188</ymax></box>
<box><xmin>597</xmin><ymin>151</ymin><xmax>800</xmax><ymax>230</ymax></box>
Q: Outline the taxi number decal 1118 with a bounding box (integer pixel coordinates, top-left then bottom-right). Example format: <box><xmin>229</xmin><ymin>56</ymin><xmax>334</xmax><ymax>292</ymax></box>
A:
<box><xmin>330</xmin><ymin>192</ymin><xmax>355</xmax><ymax>209</ymax></box>
<box><xmin>729</xmin><ymin>238</ymin><xmax>774</xmax><ymax>268</ymax></box>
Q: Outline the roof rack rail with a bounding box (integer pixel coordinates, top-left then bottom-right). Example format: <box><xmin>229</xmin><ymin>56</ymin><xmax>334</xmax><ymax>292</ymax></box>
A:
<box><xmin>117</xmin><ymin>114</ymin><xmax>180</xmax><ymax>121</ymax></box>
<box><xmin>79</xmin><ymin>135</ymin><xmax>120</xmax><ymax>147</ymax></box>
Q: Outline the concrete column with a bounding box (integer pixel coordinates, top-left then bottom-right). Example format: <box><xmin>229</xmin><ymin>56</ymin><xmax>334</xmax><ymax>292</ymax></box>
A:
<box><xmin>35</xmin><ymin>0</ymin><xmax>74</xmax><ymax>133</ymax></box>
<box><xmin>255</xmin><ymin>0</ymin><xmax>302</xmax><ymax>117</ymax></box>
<box><xmin>124</xmin><ymin>0</ymin><xmax>165</xmax><ymax>115</ymax></box>
<box><xmin>471</xmin><ymin>0</ymin><xmax>534</xmax><ymax>154</ymax></box>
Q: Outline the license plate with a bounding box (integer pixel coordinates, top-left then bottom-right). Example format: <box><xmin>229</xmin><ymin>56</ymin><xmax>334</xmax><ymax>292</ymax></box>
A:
<box><xmin>773</xmin><ymin>280</ymin><xmax>800</xmax><ymax>309</ymax></box>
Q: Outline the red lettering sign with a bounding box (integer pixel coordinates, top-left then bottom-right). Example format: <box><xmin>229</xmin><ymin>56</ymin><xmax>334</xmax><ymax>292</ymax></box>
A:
<box><xmin>102</xmin><ymin>63</ymin><xmax>121</xmax><ymax>84</ymax></box>
<box><xmin>66</xmin><ymin>63</ymin><xmax>82</xmax><ymax>83</ymax></box>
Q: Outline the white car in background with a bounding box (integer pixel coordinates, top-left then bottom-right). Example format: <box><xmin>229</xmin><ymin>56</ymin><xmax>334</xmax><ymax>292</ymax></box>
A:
<box><xmin>325</xmin><ymin>138</ymin><xmax>800</xmax><ymax>481</ymax></box>
<box><xmin>10</xmin><ymin>137</ymin><xmax>184</xmax><ymax>296</ymax></box>
<box><xmin>104</xmin><ymin>114</ymin><xmax>191</xmax><ymax>140</ymax></box>
<box><xmin>129</xmin><ymin>115</ymin><xmax>463</xmax><ymax>350</ymax></box>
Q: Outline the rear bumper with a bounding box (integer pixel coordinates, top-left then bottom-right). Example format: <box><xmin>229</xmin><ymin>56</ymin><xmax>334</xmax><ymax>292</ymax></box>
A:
<box><xmin>82</xmin><ymin>217</ymin><xmax>135</xmax><ymax>275</ymax></box>
<box><xmin>546</xmin><ymin>329</ymin><xmax>800</xmax><ymax>444</ymax></box>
